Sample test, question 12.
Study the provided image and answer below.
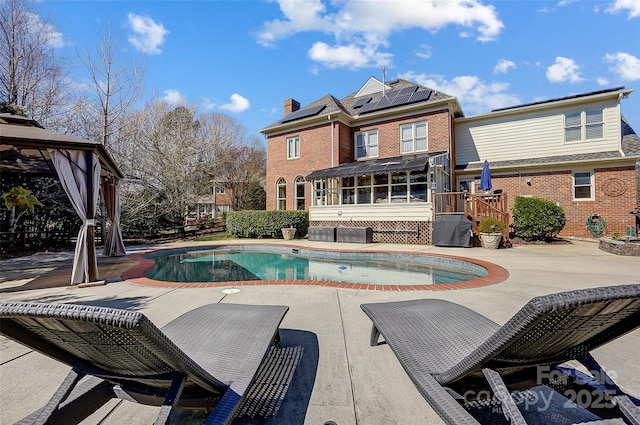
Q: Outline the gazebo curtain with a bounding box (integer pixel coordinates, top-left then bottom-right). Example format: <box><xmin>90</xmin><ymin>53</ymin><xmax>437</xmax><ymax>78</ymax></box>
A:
<box><xmin>101</xmin><ymin>178</ymin><xmax>126</xmax><ymax>257</ymax></box>
<box><xmin>49</xmin><ymin>149</ymin><xmax>101</xmax><ymax>284</ymax></box>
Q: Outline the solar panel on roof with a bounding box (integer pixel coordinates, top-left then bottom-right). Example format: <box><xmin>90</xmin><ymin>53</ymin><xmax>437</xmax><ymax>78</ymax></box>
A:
<box><xmin>398</xmin><ymin>85</ymin><xmax>418</xmax><ymax>96</ymax></box>
<box><xmin>390</xmin><ymin>94</ymin><xmax>412</xmax><ymax>106</ymax></box>
<box><xmin>382</xmin><ymin>89</ymin><xmax>400</xmax><ymax>99</ymax></box>
<box><xmin>358</xmin><ymin>102</ymin><xmax>377</xmax><ymax>114</ymax></box>
<box><xmin>408</xmin><ymin>90</ymin><xmax>431</xmax><ymax>103</ymax></box>
<box><xmin>281</xmin><ymin>105</ymin><xmax>327</xmax><ymax>123</ymax></box>
<box><xmin>352</xmin><ymin>97</ymin><xmax>372</xmax><ymax>108</ymax></box>
<box><xmin>375</xmin><ymin>97</ymin><xmax>391</xmax><ymax>109</ymax></box>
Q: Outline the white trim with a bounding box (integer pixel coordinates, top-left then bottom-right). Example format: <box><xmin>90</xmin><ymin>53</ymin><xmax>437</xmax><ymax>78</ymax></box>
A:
<box><xmin>572</xmin><ymin>170</ymin><xmax>595</xmax><ymax>201</ymax></box>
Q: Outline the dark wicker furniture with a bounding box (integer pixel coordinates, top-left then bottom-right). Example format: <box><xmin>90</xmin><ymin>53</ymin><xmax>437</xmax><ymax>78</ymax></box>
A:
<box><xmin>0</xmin><ymin>301</ymin><xmax>289</xmax><ymax>425</ymax></box>
<box><xmin>361</xmin><ymin>284</ymin><xmax>640</xmax><ymax>424</ymax></box>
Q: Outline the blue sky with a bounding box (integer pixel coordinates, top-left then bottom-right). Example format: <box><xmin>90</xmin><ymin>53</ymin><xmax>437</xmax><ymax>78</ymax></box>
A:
<box><xmin>36</xmin><ymin>0</ymin><xmax>640</xmax><ymax>142</ymax></box>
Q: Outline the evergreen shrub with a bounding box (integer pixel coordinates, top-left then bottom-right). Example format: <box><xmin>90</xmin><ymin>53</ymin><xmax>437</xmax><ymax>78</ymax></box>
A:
<box><xmin>512</xmin><ymin>196</ymin><xmax>566</xmax><ymax>241</ymax></box>
<box><xmin>226</xmin><ymin>210</ymin><xmax>309</xmax><ymax>239</ymax></box>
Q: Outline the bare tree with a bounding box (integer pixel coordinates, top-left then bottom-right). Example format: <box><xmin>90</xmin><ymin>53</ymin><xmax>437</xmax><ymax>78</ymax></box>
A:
<box><xmin>199</xmin><ymin>113</ymin><xmax>266</xmax><ymax>211</ymax></box>
<box><xmin>78</xmin><ymin>21</ymin><xmax>145</xmax><ymax>149</ymax></box>
<box><xmin>0</xmin><ymin>0</ymin><xmax>69</xmax><ymax>125</ymax></box>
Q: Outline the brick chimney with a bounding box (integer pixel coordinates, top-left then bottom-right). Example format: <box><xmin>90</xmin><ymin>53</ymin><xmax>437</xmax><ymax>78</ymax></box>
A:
<box><xmin>284</xmin><ymin>98</ymin><xmax>300</xmax><ymax>116</ymax></box>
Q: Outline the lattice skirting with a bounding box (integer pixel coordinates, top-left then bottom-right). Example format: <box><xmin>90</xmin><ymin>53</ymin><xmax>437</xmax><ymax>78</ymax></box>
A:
<box><xmin>311</xmin><ymin>221</ymin><xmax>432</xmax><ymax>244</ymax></box>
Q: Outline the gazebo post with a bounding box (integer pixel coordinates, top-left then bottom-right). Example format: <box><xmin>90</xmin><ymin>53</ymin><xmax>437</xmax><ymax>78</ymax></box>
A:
<box><xmin>86</xmin><ymin>151</ymin><xmax>98</xmax><ymax>283</ymax></box>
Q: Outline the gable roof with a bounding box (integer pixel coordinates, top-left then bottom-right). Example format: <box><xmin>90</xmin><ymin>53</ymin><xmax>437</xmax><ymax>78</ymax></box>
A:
<box><xmin>261</xmin><ymin>78</ymin><xmax>461</xmax><ymax>134</ymax></box>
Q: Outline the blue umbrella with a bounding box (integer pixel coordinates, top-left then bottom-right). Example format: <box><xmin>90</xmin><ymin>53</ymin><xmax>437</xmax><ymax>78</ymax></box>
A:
<box><xmin>479</xmin><ymin>160</ymin><xmax>492</xmax><ymax>192</ymax></box>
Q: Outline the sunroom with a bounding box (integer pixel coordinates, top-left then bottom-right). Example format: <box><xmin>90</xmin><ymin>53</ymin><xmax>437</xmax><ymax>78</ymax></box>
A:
<box><xmin>304</xmin><ymin>151</ymin><xmax>451</xmax><ymax>244</ymax></box>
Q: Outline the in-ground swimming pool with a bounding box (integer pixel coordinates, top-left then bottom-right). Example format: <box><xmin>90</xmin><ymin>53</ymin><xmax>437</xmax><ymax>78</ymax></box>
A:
<box><xmin>142</xmin><ymin>245</ymin><xmax>490</xmax><ymax>286</ymax></box>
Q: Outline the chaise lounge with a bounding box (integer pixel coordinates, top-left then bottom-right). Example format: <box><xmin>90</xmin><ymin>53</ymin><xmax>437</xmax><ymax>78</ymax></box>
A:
<box><xmin>361</xmin><ymin>284</ymin><xmax>640</xmax><ymax>424</ymax></box>
<box><xmin>0</xmin><ymin>301</ymin><xmax>289</xmax><ymax>425</ymax></box>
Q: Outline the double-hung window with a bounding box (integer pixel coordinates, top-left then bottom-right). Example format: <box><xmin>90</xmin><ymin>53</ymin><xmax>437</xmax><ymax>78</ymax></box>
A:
<box><xmin>400</xmin><ymin>121</ymin><xmax>428</xmax><ymax>153</ymax></box>
<box><xmin>287</xmin><ymin>136</ymin><xmax>300</xmax><ymax>159</ymax></box>
<box><xmin>573</xmin><ymin>171</ymin><xmax>593</xmax><ymax>200</ymax></box>
<box><xmin>355</xmin><ymin>130</ymin><xmax>378</xmax><ymax>159</ymax></box>
<box><xmin>565</xmin><ymin>108</ymin><xmax>603</xmax><ymax>142</ymax></box>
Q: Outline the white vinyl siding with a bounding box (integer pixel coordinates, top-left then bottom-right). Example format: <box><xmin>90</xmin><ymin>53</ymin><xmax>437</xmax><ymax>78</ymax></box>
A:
<box><xmin>287</xmin><ymin>136</ymin><xmax>300</xmax><ymax>159</ymax></box>
<box><xmin>309</xmin><ymin>203</ymin><xmax>433</xmax><ymax>222</ymax></box>
<box><xmin>455</xmin><ymin>98</ymin><xmax>620</xmax><ymax>167</ymax></box>
<box><xmin>355</xmin><ymin>130</ymin><xmax>378</xmax><ymax>159</ymax></box>
<box><xmin>400</xmin><ymin>121</ymin><xmax>428</xmax><ymax>153</ymax></box>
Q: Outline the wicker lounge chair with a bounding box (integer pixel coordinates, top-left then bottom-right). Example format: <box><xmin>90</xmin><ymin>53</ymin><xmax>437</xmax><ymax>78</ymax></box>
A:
<box><xmin>361</xmin><ymin>284</ymin><xmax>640</xmax><ymax>425</ymax></box>
<box><xmin>0</xmin><ymin>301</ymin><xmax>289</xmax><ymax>425</ymax></box>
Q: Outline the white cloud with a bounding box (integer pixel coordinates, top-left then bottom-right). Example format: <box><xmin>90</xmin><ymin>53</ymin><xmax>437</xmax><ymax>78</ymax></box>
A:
<box><xmin>606</xmin><ymin>0</ymin><xmax>640</xmax><ymax>18</ymax></box>
<box><xmin>597</xmin><ymin>77</ymin><xmax>611</xmax><ymax>86</ymax></box>
<box><xmin>256</xmin><ymin>0</ymin><xmax>503</xmax><ymax>69</ymax></box>
<box><xmin>398</xmin><ymin>71</ymin><xmax>521</xmax><ymax>114</ymax></box>
<box><xmin>415</xmin><ymin>44</ymin><xmax>432</xmax><ymax>59</ymax></box>
<box><xmin>201</xmin><ymin>98</ymin><xmax>216</xmax><ymax>110</ymax></box>
<box><xmin>26</xmin><ymin>12</ymin><xmax>64</xmax><ymax>48</ymax></box>
<box><xmin>127</xmin><ymin>13</ymin><xmax>169</xmax><ymax>54</ymax></box>
<box><xmin>494</xmin><ymin>59</ymin><xmax>516</xmax><ymax>74</ymax></box>
<box><xmin>220</xmin><ymin>94</ymin><xmax>250</xmax><ymax>113</ymax></box>
<box><xmin>308</xmin><ymin>42</ymin><xmax>392</xmax><ymax>69</ymax></box>
<box><xmin>161</xmin><ymin>89</ymin><xmax>188</xmax><ymax>106</ymax></box>
<box><xmin>546</xmin><ymin>57</ymin><xmax>584</xmax><ymax>83</ymax></box>
<box><xmin>605</xmin><ymin>52</ymin><xmax>640</xmax><ymax>81</ymax></box>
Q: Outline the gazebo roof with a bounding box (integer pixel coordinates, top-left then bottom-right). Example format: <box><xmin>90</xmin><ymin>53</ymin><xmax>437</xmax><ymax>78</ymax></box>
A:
<box><xmin>0</xmin><ymin>113</ymin><xmax>123</xmax><ymax>179</ymax></box>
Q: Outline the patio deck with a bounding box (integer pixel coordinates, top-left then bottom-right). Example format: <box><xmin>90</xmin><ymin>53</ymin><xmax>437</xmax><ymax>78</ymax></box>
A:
<box><xmin>1</xmin><ymin>239</ymin><xmax>639</xmax><ymax>424</ymax></box>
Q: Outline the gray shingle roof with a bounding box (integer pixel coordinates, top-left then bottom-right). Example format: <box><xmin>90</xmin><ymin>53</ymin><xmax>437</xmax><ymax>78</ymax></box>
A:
<box><xmin>261</xmin><ymin>79</ymin><xmax>456</xmax><ymax>132</ymax></box>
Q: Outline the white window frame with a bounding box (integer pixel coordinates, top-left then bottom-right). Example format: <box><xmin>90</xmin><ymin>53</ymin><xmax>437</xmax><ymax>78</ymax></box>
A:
<box><xmin>295</xmin><ymin>176</ymin><xmax>305</xmax><ymax>210</ymax></box>
<box><xmin>276</xmin><ymin>178</ymin><xmax>287</xmax><ymax>210</ymax></box>
<box><xmin>215</xmin><ymin>185</ymin><xmax>225</xmax><ymax>194</ymax></box>
<box><xmin>564</xmin><ymin>108</ymin><xmax>603</xmax><ymax>143</ymax></box>
<box><xmin>573</xmin><ymin>171</ymin><xmax>594</xmax><ymax>201</ymax></box>
<box><xmin>400</xmin><ymin>121</ymin><xmax>428</xmax><ymax>153</ymax></box>
<box><xmin>355</xmin><ymin>130</ymin><xmax>378</xmax><ymax>160</ymax></box>
<box><xmin>287</xmin><ymin>136</ymin><xmax>300</xmax><ymax>159</ymax></box>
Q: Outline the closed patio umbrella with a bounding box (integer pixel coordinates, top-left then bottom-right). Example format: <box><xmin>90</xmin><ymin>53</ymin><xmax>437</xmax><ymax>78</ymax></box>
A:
<box><xmin>479</xmin><ymin>160</ymin><xmax>492</xmax><ymax>192</ymax></box>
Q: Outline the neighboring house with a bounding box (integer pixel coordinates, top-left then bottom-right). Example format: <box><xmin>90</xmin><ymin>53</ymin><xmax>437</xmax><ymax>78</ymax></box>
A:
<box><xmin>262</xmin><ymin>78</ymin><xmax>639</xmax><ymax>243</ymax></box>
<box><xmin>186</xmin><ymin>183</ymin><xmax>232</xmax><ymax>224</ymax></box>
<box><xmin>455</xmin><ymin>87</ymin><xmax>640</xmax><ymax>238</ymax></box>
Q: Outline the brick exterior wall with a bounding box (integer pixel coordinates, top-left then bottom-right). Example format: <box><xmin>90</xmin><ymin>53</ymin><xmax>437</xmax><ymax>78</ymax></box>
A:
<box><xmin>266</xmin><ymin>109</ymin><xmax>452</xmax><ymax>212</ymax></box>
<box><xmin>474</xmin><ymin>166</ymin><xmax>637</xmax><ymax>238</ymax></box>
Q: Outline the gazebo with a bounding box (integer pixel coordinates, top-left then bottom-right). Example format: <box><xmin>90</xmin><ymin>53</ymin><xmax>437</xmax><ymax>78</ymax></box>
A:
<box><xmin>0</xmin><ymin>113</ymin><xmax>125</xmax><ymax>285</ymax></box>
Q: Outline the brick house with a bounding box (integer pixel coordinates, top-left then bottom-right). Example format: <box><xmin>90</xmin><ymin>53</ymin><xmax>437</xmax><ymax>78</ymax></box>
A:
<box><xmin>262</xmin><ymin>78</ymin><xmax>639</xmax><ymax>243</ymax></box>
<box><xmin>455</xmin><ymin>87</ymin><xmax>640</xmax><ymax>238</ymax></box>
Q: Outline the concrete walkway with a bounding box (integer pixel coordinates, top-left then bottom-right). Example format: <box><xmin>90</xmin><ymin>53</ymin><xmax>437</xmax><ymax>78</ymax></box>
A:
<box><xmin>1</xmin><ymin>239</ymin><xmax>639</xmax><ymax>425</ymax></box>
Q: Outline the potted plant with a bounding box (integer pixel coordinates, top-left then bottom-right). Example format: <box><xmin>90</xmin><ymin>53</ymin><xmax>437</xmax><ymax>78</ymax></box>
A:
<box><xmin>478</xmin><ymin>217</ymin><xmax>507</xmax><ymax>249</ymax></box>
<box><xmin>281</xmin><ymin>227</ymin><xmax>297</xmax><ymax>240</ymax></box>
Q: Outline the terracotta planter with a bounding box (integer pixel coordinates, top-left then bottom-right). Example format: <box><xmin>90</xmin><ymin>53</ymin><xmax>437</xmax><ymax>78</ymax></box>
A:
<box><xmin>281</xmin><ymin>228</ymin><xmax>297</xmax><ymax>240</ymax></box>
<box><xmin>480</xmin><ymin>232</ymin><xmax>502</xmax><ymax>249</ymax></box>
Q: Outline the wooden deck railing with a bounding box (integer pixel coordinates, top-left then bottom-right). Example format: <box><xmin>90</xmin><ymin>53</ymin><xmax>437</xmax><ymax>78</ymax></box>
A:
<box><xmin>433</xmin><ymin>191</ymin><xmax>510</xmax><ymax>240</ymax></box>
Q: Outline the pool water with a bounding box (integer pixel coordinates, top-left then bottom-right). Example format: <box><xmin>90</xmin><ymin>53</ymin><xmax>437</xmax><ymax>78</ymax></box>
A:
<box><xmin>145</xmin><ymin>249</ymin><xmax>481</xmax><ymax>286</ymax></box>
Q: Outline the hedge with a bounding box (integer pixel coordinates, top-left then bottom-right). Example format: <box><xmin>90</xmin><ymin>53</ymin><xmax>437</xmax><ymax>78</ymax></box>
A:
<box><xmin>226</xmin><ymin>210</ymin><xmax>309</xmax><ymax>239</ymax></box>
<box><xmin>512</xmin><ymin>196</ymin><xmax>566</xmax><ymax>241</ymax></box>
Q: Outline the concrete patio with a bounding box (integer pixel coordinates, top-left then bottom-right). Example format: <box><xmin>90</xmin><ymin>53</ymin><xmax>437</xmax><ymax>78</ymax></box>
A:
<box><xmin>1</xmin><ymin>238</ymin><xmax>639</xmax><ymax>425</ymax></box>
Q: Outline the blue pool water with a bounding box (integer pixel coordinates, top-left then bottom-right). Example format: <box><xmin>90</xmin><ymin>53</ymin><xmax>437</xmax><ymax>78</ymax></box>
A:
<box><xmin>144</xmin><ymin>246</ymin><xmax>485</xmax><ymax>286</ymax></box>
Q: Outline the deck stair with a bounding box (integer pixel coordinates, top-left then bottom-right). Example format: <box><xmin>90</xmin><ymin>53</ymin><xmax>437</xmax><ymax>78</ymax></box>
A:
<box><xmin>433</xmin><ymin>192</ymin><xmax>510</xmax><ymax>247</ymax></box>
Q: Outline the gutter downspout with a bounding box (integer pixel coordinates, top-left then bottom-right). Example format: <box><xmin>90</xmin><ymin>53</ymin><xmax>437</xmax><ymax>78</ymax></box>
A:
<box><xmin>328</xmin><ymin>114</ymin><xmax>334</xmax><ymax>167</ymax></box>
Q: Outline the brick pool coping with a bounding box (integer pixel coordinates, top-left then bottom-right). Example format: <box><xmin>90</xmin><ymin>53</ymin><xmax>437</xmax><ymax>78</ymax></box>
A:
<box><xmin>122</xmin><ymin>243</ymin><xmax>510</xmax><ymax>291</ymax></box>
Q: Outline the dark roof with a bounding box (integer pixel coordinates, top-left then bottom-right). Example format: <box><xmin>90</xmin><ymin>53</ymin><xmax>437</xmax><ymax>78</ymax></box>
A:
<box><xmin>306</xmin><ymin>151</ymin><xmax>445</xmax><ymax>180</ymax></box>
<box><xmin>262</xmin><ymin>79</ymin><xmax>458</xmax><ymax>132</ymax></box>
<box><xmin>0</xmin><ymin>114</ymin><xmax>123</xmax><ymax>178</ymax></box>
<box><xmin>621</xmin><ymin>115</ymin><xmax>640</xmax><ymax>156</ymax></box>
<box><xmin>491</xmin><ymin>86</ymin><xmax>626</xmax><ymax>113</ymax></box>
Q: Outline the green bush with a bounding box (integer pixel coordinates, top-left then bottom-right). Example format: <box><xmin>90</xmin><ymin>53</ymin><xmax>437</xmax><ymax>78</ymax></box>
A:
<box><xmin>478</xmin><ymin>217</ymin><xmax>507</xmax><ymax>233</ymax></box>
<box><xmin>512</xmin><ymin>196</ymin><xmax>566</xmax><ymax>241</ymax></box>
<box><xmin>226</xmin><ymin>210</ymin><xmax>309</xmax><ymax>239</ymax></box>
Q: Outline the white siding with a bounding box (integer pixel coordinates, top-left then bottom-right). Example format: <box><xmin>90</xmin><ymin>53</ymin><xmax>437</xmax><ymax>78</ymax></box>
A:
<box><xmin>309</xmin><ymin>204</ymin><xmax>433</xmax><ymax>222</ymax></box>
<box><xmin>456</xmin><ymin>98</ymin><xmax>621</xmax><ymax>167</ymax></box>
